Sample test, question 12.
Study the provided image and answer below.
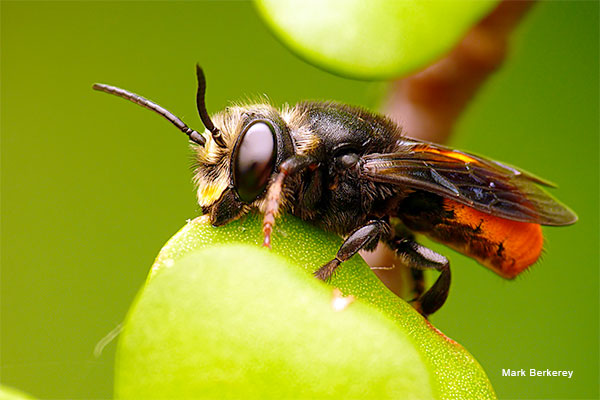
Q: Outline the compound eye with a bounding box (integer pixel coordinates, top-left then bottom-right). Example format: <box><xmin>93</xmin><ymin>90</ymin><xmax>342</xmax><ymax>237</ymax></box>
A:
<box><xmin>233</xmin><ymin>121</ymin><xmax>276</xmax><ymax>202</ymax></box>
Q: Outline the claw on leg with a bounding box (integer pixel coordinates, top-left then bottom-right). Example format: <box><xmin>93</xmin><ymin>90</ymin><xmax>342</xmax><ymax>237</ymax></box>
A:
<box><xmin>315</xmin><ymin>220</ymin><xmax>390</xmax><ymax>283</ymax></box>
<box><xmin>314</xmin><ymin>258</ymin><xmax>341</xmax><ymax>281</ymax></box>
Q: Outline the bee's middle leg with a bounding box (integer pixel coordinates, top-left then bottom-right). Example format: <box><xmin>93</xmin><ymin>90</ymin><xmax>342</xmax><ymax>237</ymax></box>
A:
<box><xmin>387</xmin><ymin>236</ymin><xmax>451</xmax><ymax>317</ymax></box>
<box><xmin>314</xmin><ymin>220</ymin><xmax>391</xmax><ymax>280</ymax></box>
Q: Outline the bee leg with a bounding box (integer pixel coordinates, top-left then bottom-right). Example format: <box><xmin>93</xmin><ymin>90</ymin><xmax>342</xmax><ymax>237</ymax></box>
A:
<box><xmin>410</xmin><ymin>269</ymin><xmax>426</xmax><ymax>299</ymax></box>
<box><xmin>388</xmin><ymin>238</ymin><xmax>451</xmax><ymax>317</ymax></box>
<box><xmin>262</xmin><ymin>155</ymin><xmax>319</xmax><ymax>248</ymax></box>
<box><xmin>314</xmin><ymin>220</ymin><xmax>391</xmax><ymax>280</ymax></box>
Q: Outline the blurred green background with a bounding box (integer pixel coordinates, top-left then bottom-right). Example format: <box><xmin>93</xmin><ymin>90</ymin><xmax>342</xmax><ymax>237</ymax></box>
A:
<box><xmin>1</xmin><ymin>1</ymin><xmax>597</xmax><ymax>399</ymax></box>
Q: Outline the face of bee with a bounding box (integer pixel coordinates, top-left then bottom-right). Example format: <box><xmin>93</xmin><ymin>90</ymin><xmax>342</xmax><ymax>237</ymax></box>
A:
<box><xmin>193</xmin><ymin>103</ymin><xmax>295</xmax><ymax>225</ymax></box>
<box><xmin>93</xmin><ymin>66</ymin><xmax>303</xmax><ymax>228</ymax></box>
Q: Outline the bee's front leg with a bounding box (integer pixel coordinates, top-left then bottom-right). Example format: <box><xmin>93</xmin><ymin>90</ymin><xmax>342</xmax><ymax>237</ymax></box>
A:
<box><xmin>262</xmin><ymin>154</ymin><xmax>319</xmax><ymax>248</ymax></box>
<box><xmin>314</xmin><ymin>220</ymin><xmax>391</xmax><ymax>280</ymax></box>
<box><xmin>387</xmin><ymin>237</ymin><xmax>451</xmax><ymax>317</ymax></box>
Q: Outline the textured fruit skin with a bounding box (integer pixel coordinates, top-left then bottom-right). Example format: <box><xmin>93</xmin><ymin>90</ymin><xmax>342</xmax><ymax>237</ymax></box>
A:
<box><xmin>115</xmin><ymin>213</ymin><xmax>496</xmax><ymax>399</ymax></box>
<box><xmin>117</xmin><ymin>246</ymin><xmax>434</xmax><ymax>399</ymax></box>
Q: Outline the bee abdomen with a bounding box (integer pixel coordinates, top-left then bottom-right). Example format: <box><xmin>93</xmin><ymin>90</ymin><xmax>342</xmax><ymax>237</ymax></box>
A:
<box><xmin>398</xmin><ymin>192</ymin><xmax>543</xmax><ymax>279</ymax></box>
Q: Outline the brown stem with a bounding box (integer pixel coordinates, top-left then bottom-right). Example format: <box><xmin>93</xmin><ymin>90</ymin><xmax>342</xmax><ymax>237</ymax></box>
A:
<box><xmin>384</xmin><ymin>0</ymin><xmax>535</xmax><ymax>143</ymax></box>
<box><xmin>364</xmin><ymin>0</ymin><xmax>536</xmax><ymax>299</ymax></box>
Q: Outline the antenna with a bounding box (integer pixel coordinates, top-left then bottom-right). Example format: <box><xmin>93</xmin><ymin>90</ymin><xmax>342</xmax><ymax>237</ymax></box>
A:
<box><xmin>195</xmin><ymin>65</ymin><xmax>226</xmax><ymax>147</ymax></box>
<box><xmin>92</xmin><ymin>65</ymin><xmax>231</xmax><ymax>147</ymax></box>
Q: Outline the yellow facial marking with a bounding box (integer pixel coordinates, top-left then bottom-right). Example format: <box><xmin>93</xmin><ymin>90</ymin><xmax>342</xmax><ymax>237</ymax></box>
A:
<box><xmin>198</xmin><ymin>183</ymin><xmax>227</xmax><ymax>207</ymax></box>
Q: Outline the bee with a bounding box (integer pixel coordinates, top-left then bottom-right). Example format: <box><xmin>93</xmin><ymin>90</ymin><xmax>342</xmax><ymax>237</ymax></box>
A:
<box><xmin>93</xmin><ymin>65</ymin><xmax>577</xmax><ymax>317</ymax></box>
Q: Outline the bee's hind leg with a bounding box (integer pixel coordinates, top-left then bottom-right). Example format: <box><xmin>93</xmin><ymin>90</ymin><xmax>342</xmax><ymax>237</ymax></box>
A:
<box><xmin>314</xmin><ymin>220</ymin><xmax>391</xmax><ymax>280</ymax></box>
<box><xmin>387</xmin><ymin>237</ymin><xmax>451</xmax><ymax>317</ymax></box>
<box><xmin>409</xmin><ymin>269</ymin><xmax>426</xmax><ymax>300</ymax></box>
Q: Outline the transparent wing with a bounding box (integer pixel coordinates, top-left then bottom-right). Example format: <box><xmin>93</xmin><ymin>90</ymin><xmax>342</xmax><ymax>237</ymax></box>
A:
<box><xmin>361</xmin><ymin>138</ymin><xmax>577</xmax><ymax>226</ymax></box>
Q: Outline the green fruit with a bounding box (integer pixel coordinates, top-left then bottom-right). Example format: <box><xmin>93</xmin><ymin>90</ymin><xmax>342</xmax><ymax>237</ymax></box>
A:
<box><xmin>115</xmin><ymin>213</ymin><xmax>496</xmax><ymax>399</ymax></box>
<box><xmin>255</xmin><ymin>0</ymin><xmax>499</xmax><ymax>79</ymax></box>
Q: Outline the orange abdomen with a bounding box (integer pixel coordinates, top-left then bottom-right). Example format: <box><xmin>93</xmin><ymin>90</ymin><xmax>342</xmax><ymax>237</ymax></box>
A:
<box><xmin>398</xmin><ymin>195</ymin><xmax>544</xmax><ymax>279</ymax></box>
<box><xmin>443</xmin><ymin>199</ymin><xmax>543</xmax><ymax>278</ymax></box>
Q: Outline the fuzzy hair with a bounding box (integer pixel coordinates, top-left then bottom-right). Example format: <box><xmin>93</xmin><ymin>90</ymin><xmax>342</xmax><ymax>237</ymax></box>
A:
<box><xmin>192</xmin><ymin>103</ymin><xmax>282</xmax><ymax>208</ymax></box>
